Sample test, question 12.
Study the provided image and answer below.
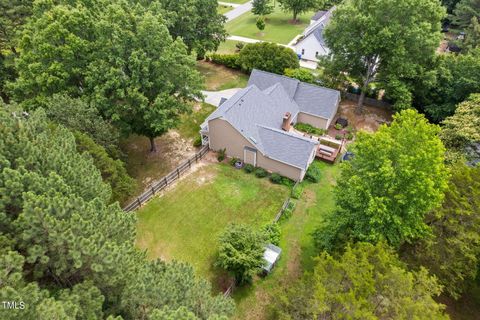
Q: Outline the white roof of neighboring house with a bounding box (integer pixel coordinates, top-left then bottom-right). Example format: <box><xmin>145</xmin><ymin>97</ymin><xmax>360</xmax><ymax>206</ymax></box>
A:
<box><xmin>297</xmin><ymin>6</ymin><xmax>336</xmax><ymax>53</ymax></box>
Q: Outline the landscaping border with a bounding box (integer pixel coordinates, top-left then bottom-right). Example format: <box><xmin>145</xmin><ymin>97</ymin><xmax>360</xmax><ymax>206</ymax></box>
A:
<box><xmin>123</xmin><ymin>145</ymin><xmax>209</xmax><ymax>212</ymax></box>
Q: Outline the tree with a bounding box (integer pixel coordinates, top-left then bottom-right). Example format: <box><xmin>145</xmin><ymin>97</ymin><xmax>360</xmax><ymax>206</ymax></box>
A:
<box><xmin>12</xmin><ymin>1</ymin><xmax>203</xmax><ymax>153</ymax></box>
<box><xmin>256</xmin><ymin>16</ymin><xmax>266</xmax><ymax>33</ymax></box>
<box><xmin>314</xmin><ymin>110</ymin><xmax>448</xmax><ymax>251</ymax></box>
<box><xmin>323</xmin><ymin>0</ymin><xmax>445</xmax><ymax>113</ymax></box>
<box><xmin>440</xmin><ymin>94</ymin><xmax>480</xmax><ymax>161</ymax></box>
<box><xmin>86</xmin><ymin>2</ymin><xmax>203</xmax><ymax>152</ymax></box>
<box><xmin>402</xmin><ymin>163</ymin><xmax>480</xmax><ymax>299</ymax></box>
<box><xmin>0</xmin><ymin>0</ymin><xmax>33</xmax><ymax>54</ymax></box>
<box><xmin>216</xmin><ymin>224</ymin><xmax>266</xmax><ymax>285</ymax></box>
<box><xmin>442</xmin><ymin>0</ymin><xmax>462</xmax><ymax>13</ymax></box>
<box><xmin>252</xmin><ymin>0</ymin><xmax>274</xmax><ymax>16</ymax></box>
<box><xmin>157</xmin><ymin>0</ymin><xmax>227</xmax><ymax>58</ymax></box>
<box><xmin>284</xmin><ymin>68</ymin><xmax>316</xmax><ymax>83</ymax></box>
<box><xmin>464</xmin><ymin>16</ymin><xmax>480</xmax><ymax>50</ymax></box>
<box><xmin>44</xmin><ymin>94</ymin><xmax>119</xmax><ymax>152</ymax></box>
<box><xmin>418</xmin><ymin>48</ymin><xmax>480</xmax><ymax>122</ymax></box>
<box><xmin>278</xmin><ymin>0</ymin><xmax>321</xmax><ymax>22</ymax></box>
<box><xmin>452</xmin><ymin>0</ymin><xmax>480</xmax><ymax>28</ymax></box>
<box><xmin>0</xmin><ymin>106</ymin><xmax>234</xmax><ymax>319</ymax></box>
<box><xmin>275</xmin><ymin>242</ymin><xmax>448</xmax><ymax>319</ymax></box>
<box><xmin>238</xmin><ymin>42</ymin><xmax>299</xmax><ymax>74</ymax></box>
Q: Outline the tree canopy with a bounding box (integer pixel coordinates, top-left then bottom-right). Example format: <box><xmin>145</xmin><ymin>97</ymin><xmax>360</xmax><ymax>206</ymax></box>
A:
<box><xmin>11</xmin><ymin>0</ymin><xmax>203</xmax><ymax>152</ymax></box>
<box><xmin>323</xmin><ymin>0</ymin><xmax>445</xmax><ymax>112</ymax></box>
<box><xmin>216</xmin><ymin>224</ymin><xmax>266</xmax><ymax>285</ymax></box>
<box><xmin>252</xmin><ymin>0</ymin><xmax>274</xmax><ymax>16</ymax></box>
<box><xmin>452</xmin><ymin>0</ymin><xmax>480</xmax><ymax>28</ymax></box>
<box><xmin>0</xmin><ymin>106</ymin><xmax>234</xmax><ymax>319</ymax></box>
<box><xmin>275</xmin><ymin>242</ymin><xmax>448</xmax><ymax>319</ymax></box>
<box><xmin>278</xmin><ymin>0</ymin><xmax>321</xmax><ymax>22</ymax></box>
<box><xmin>238</xmin><ymin>42</ymin><xmax>299</xmax><ymax>74</ymax></box>
<box><xmin>402</xmin><ymin>163</ymin><xmax>480</xmax><ymax>299</ymax></box>
<box><xmin>314</xmin><ymin>110</ymin><xmax>448</xmax><ymax>251</ymax></box>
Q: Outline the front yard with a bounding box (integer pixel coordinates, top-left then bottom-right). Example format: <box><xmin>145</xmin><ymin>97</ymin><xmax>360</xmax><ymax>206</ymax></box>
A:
<box><xmin>225</xmin><ymin>5</ymin><xmax>315</xmax><ymax>44</ymax></box>
<box><xmin>135</xmin><ymin>163</ymin><xmax>290</xmax><ymax>289</ymax></box>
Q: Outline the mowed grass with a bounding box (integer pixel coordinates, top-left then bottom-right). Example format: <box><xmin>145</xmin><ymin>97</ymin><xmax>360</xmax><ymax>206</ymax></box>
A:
<box><xmin>177</xmin><ymin>103</ymin><xmax>216</xmax><ymax>140</ymax></box>
<box><xmin>221</xmin><ymin>0</ymin><xmax>250</xmax><ymax>3</ymax></box>
<box><xmin>197</xmin><ymin>60</ymin><xmax>249</xmax><ymax>91</ymax></box>
<box><xmin>232</xmin><ymin>162</ymin><xmax>340</xmax><ymax>319</ymax></box>
<box><xmin>217</xmin><ymin>4</ymin><xmax>233</xmax><ymax>14</ymax></box>
<box><xmin>215</xmin><ymin>39</ymin><xmax>239</xmax><ymax>54</ymax></box>
<box><xmin>226</xmin><ymin>5</ymin><xmax>315</xmax><ymax>44</ymax></box>
<box><xmin>135</xmin><ymin>163</ymin><xmax>290</xmax><ymax>287</ymax></box>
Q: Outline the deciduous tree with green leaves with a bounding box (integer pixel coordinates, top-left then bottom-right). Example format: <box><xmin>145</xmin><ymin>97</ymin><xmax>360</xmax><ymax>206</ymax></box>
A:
<box><xmin>252</xmin><ymin>0</ymin><xmax>274</xmax><ymax>16</ymax></box>
<box><xmin>323</xmin><ymin>0</ymin><xmax>445</xmax><ymax>113</ymax></box>
<box><xmin>216</xmin><ymin>224</ymin><xmax>266</xmax><ymax>285</ymax></box>
<box><xmin>278</xmin><ymin>0</ymin><xmax>321</xmax><ymax>22</ymax></box>
<box><xmin>314</xmin><ymin>110</ymin><xmax>448</xmax><ymax>251</ymax></box>
<box><xmin>452</xmin><ymin>0</ymin><xmax>480</xmax><ymax>28</ymax></box>
<box><xmin>276</xmin><ymin>242</ymin><xmax>449</xmax><ymax>319</ymax></box>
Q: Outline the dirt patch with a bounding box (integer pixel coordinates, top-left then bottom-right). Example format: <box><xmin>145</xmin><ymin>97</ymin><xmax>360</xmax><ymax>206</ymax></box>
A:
<box><xmin>332</xmin><ymin>100</ymin><xmax>394</xmax><ymax>134</ymax></box>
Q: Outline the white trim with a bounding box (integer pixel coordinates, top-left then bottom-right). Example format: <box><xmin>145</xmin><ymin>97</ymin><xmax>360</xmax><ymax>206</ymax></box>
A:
<box><xmin>243</xmin><ymin>147</ymin><xmax>257</xmax><ymax>166</ymax></box>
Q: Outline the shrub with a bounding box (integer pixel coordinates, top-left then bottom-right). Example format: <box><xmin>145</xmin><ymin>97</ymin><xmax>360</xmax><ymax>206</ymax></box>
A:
<box><xmin>255</xmin><ymin>167</ymin><xmax>268</xmax><ymax>178</ymax></box>
<box><xmin>335</xmin><ymin>134</ymin><xmax>343</xmax><ymax>140</ymax></box>
<box><xmin>280</xmin><ymin>201</ymin><xmax>296</xmax><ymax>221</ymax></box>
<box><xmin>270</xmin><ymin>173</ymin><xmax>282</xmax><ymax>184</ymax></box>
<box><xmin>291</xmin><ymin>184</ymin><xmax>304</xmax><ymax>199</ymax></box>
<box><xmin>334</xmin><ymin>123</ymin><xmax>343</xmax><ymax>130</ymax></box>
<box><xmin>229</xmin><ymin>157</ymin><xmax>239</xmax><ymax>166</ymax></box>
<box><xmin>305</xmin><ymin>163</ymin><xmax>321</xmax><ymax>183</ymax></box>
<box><xmin>244</xmin><ymin>164</ymin><xmax>255</xmax><ymax>173</ymax></box>
<box><xmin>261</xmin><ymin>223</ymin><xmax>281</xmax><ymax>246</ymax></box>
<box><xmin>238</xmin><ymin>42</ymin><xmax>299</xmax><ymax>74</ymax></box>
<box><xmin>217</xmin><ymin>148</ymin><xmax>226</xmax><ymax>162</ymax></box>
<box><xmin>208</xmin><ymin>53</ymin><xmax>241</xmax><ymax>69</ymax></box>
<box><xmin>284</xmin><ymin>68</ymin><xmax>316</xmax><ymax>84</ymax></box>
<box><xmin>193</xmin><ymin>135</ymin><xmax>202</xmax><ymax>147</ymax></box>
<box><xmin>235</xmin><ymin>42</ymin><xmax>245</xmax><ymax>51</ymax></box>
<box><xmin>281</xmin><ymin>177</ymin><xmax>294</xmax><ymax>187</ymax></box>
<box><xmin>346</xmin><ymin>133</ymin><xmax>354</xmax><ymax>140</ymax></box>
<box><xmin>294</xmin><ymin>123</ymin><xmax>326</xmax><ymax>136</ymax></box>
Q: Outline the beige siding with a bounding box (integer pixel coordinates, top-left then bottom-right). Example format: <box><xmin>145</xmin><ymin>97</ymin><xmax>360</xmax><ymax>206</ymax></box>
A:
<box><xmin>297</xmin><ymin>112</ymin><xmax>329</xmax><ymax>129</ymax></box>
<box><xmin>208</xmin><ymin>118</ymin><xmax>303</xmax><ymax>181</ymax></box>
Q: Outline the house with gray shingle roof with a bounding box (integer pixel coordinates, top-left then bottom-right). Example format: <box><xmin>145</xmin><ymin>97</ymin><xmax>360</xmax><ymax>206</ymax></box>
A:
<box><xmin>200</xmin><ymin>69</ymin><xmax>340</xmax><ymax>181</ymax></box>
<box><xmin>293</xmin><ymin>6</ymin><xmax>336</xmax><ymax>65</ymax></box>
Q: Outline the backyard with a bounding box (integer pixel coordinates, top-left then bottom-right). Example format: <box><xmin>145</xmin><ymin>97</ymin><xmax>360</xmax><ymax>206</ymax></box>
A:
<box><xmin>232</xmin><ymin>162</ymin><xmax>339</xmax><ymax>319</ymax></box>
<box><xmin>197</xmin><ymin>60</ymin><xmax>249</xmax><ymax>91</ymax></box>
<box><xmin>120</xmin><ymin>102</ymin><xmax>215</xmax><ymax>197</ymax></box>
<box><xmin>135</xmin><ymin>162</ymin><xmax>291</xmax><ymax>290</ymax></box>
<box><xmin>225</xmin><ymin>4</ymin><xmax>315</xmax><ymax>44</ymax></box>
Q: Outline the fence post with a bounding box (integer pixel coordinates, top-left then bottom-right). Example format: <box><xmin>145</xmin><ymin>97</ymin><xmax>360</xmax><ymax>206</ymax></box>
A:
<box><xmin>188</xmin><ymin>159</ymin><xmax>191</xmax><ymax>168</ymax></box>
<box><xmin>137</xmin><ymin>197</ymin><xmax>141</xmax><ymax>207</ymax></box>
<box><xmin>151</xmin><ymin>186</ymin><xmax>155</xmax><ymax>194</ymax></box>
<box><xmin>177</xmin><ymin>168</ymin><xmax>180</xmax><ymax>178</ymax></box>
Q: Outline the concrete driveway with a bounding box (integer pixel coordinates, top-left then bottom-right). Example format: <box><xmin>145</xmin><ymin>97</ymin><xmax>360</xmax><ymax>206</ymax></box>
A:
<box><xmin>201</xmin><ymin>88</ymin><xmax>241</xmax><ymax>107</ymax></box>
<box><xmin>225</xmin><ymin>1</ymin><xmax>252</xmax><ymax>22</ymax></box>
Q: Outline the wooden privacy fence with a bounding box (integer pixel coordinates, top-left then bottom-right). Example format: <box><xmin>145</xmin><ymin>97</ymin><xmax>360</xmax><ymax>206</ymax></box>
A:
<box><xmin>273</xmin><ymin>181</ymin><xmax>299</xmax><ymax>223</ymax></box>
<box><xmin>123</xmin><ymin>145</ymin><xmax>209</xmax><ymax>212</ymax></box>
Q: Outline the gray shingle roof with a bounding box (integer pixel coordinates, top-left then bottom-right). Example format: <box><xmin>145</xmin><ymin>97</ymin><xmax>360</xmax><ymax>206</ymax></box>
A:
<box><xmin>248</xmin><ymin>69</ymin><xmax>340</xmax><ymax>119</ymax></box>
<box><xmin>311</xmin><ymin>10</ymin><xmax>327</xmax><ymax>21</ymax></box>
<box><xmin>204</xmin><ymin>70</ymin><xmax>340</xmax><ymax>170</ymax></box>
<box><xmin>205</xmin><ymin>84</ymin><xmax>317</xmax><ymax>169</ymax></box>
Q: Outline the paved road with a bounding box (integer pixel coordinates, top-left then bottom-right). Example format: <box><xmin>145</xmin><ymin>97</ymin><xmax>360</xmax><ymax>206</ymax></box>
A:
<box><xmin>227</xmin><ymin>35</ymin><xmax>262</xmax><ymax>43</ymax></box>
<box><xmin>218</xmin><ymin>1</ymin><xmax>240</xmax><ymax>7</ymax></box>
<box><xmin>225</xmin><ymin>1</ymin><xmax>252</xmax><ymax>22</ymax></box>
<box><xmin>202</xmin><ymin>88</ymin><xmax>241</xmax><ymax>106</ymax></box>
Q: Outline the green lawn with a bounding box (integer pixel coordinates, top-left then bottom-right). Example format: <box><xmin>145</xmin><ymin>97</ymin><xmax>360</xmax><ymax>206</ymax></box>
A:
<box><xmin>232</xmin><ymin>162</ymin><xmax>340</xmax><ymax>320</ymax></box>
<box><xmin>177</xmin><ymin>103</ymin><xmax>216</xmax><ymax>140</ymax></box>
<box><xmin>135</xmin><ymin>164</ymin><xmax>290</xmax><ymax>288</ymax></box>
<box><xmin>217</xmin><ymin>4</ymin><xmax>233</xmax><ymax>14</ymax></box>
<box><xmin>216</xmin><ymin>39</ymin><xmax>240</xmax><ymax>54</ymax></box>
<box><xmin>226</xmin><ymin>5</ymin><xmax>315</xmax><ymax>44</ymax></box>
<box><xmin>196</xmin><ymin>60</ymin><xmax>249</xmax><ymax>91</ymax></box>
<box><xmin>221</xmin><ymin>0</ymin><xmax>250</xmax><ymax>3</ymax></box>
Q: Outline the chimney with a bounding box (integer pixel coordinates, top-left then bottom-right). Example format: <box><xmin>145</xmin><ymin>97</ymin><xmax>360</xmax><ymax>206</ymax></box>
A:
<box><xmin>282</xmin><ymin>112</ymin><xmax>292</xmax><ymax>131</ymax></box>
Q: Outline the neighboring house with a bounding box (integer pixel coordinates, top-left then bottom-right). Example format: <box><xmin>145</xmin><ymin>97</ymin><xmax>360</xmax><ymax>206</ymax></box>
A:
<box><xmin>200</xmin><ymin>69</ymin><xmax>340</xmax><ymax>181</ymax></box>
<box><xmin>293</xmin><ymin>6</ymin><xmax>335</xmax><ymax>64</ymax></box>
